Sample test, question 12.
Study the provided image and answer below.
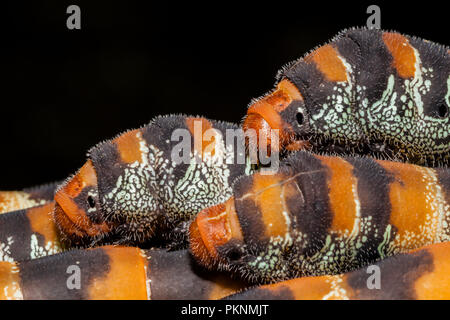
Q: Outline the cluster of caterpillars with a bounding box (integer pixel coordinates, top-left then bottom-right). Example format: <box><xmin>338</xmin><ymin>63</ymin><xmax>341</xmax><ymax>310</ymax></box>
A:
<box><xmin>0</xmin><ymin>27</ymin><xmax>449</xmax><ymax>299</ymax></box>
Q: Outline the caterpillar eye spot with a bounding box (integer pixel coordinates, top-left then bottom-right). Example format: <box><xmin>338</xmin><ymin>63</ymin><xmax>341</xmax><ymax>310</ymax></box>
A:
<box><xmin>227</xmin><ymin>248</ymin><xmax>243</xmax><ymax>262</ymax></box>
<box><xmin>438</xmin><ymin>103</ymin><xmax>448</xmax><ymax>118</ymax></box>
<box><xmin>296</xmin><ymin>112</ymin><xmax>304</xmax><ymax>125</ymax></box>
<box><xmin>87</xmin><ymin>196</ymin><xmax>96</xmax><ymax>208</ymax></box>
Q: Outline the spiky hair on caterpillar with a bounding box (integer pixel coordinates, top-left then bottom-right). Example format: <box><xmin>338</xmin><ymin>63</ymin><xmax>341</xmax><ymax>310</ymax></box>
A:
<box><xmin>0</xmin><ymin>202</ymin><xmax>62</xmax><ymax>263</ymax></box>
<box><xmin>243</xmin><ymin>27</ymin><xmax>450</xmax><ymax>167</ymax></box>
<box><xmin>0</xmin><ymin>181</ymin><xmax>60</xmax><ymax>214</ymax></box>
<box><xmin>0</xmin><ymin>246</ymin><xmax>247</xmax><ymax>300</ymax></box>
<box><xmin>53</xmin><ymin>114</ymin><xmax>250</xmax><ymax>249</ymax></box>
<box><xmin>190</xmin><ymin>151</ymin><xmax>450</xmax><ymax>284</ymax></box>
<box><xmin>225</xmin><ymin>241</ymin><xmax>450</xmax><ymax>300</ymax></box>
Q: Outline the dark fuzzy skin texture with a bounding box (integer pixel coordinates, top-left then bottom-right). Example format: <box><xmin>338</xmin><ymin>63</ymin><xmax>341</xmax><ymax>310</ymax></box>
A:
<box><xmin>5</xmin><ymin>28</ymin><xmax>448</xmax><ymax>295</ymax></box>
<box><xmin>54</xmin><ymin>114</ymin><xmax>250</xmax><ymax>250</ymax></box>
<box><xmin>191</xmin><ymin>151</ymin><xmax>450</xmax><ymax>285</ymax></box>
<box><xmin>0</xmin><ymin>181</ymin><xmax>61</xmax><ymax>215</ymax></box>
<box><xmin>147</xmin><ymin>248</ymin><xmax>248</xmax><ymax>300</ymax></box>
<box><xmin>244</xmin><ymin>27</ymin><xmax>450</xmax><ymax>167</ymax></box>
<box><xmin>18</xmin><ymin>246</ymin><xmax>111</xmax><ymax>300</ymax></box>
<box><xmin>1</xmin><ymin>246</ymin><xmax>247</xmax><ymax>300</ymax></box>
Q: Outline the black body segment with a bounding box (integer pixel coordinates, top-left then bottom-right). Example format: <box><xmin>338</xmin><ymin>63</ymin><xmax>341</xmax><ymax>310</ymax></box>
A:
<box><xmin>190</xmin><ymin>151</ymin><xmax>450</xmax><ymax>284</ymax></box>
<box><xmin>0</xmin><ymin>203</ymin><xmax>61</xmax><ymax>262</ymax></box>
<box><xmin>53</xmin><ymin>115</ymin><xmax>249</xmax><ymax>248</ymax></box>
<box><xmin>244</xmin><ymin>28</ymin><xmax>450</xmax><ymax>166</ymax></box>
<box><xmin>225</xmin><ymin>242</ymin><xmax>446</xmax><ymax>300</ymax></box>
<box><xmin>0</xmin><ymin>246</ymin><xmax>247</xmax><ymax>300</ymax></box>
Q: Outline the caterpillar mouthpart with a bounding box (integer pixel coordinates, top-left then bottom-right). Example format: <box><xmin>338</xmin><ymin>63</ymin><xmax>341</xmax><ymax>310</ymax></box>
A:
<box><xmin>53</xmin><ymin>160</ymin><xmax>112</xmax><ymax>244</ymax></box>
<box><xmin>189</xmin><ymin>198</ymin><xmax>243</xmax><ymax>268</ymax></box>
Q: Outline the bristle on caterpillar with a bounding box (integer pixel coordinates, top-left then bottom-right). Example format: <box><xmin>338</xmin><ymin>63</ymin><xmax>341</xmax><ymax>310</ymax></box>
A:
<box><xmin>53</xmin><ymin>114</ymin><xmax>248</xmax><ymax>248</ymax></box>
<box><xmin>0</xmin><ymin>181</ymin><xmax>60</xmax><ymax>214</ymax></box>
<box><xmin>0</xmin><ymin>246</ymin><xmax>247</xmax><ymax>300</ymax></box>
<box><xmin>190</xmin><ymin>151</ymin><xmax>450</xmax><ymax>284</ymax></box>
<box><xmin>243</xmin><ymin>27</ymin><xmax>450</xmax><ymax>167</ymax></box>
<box><xmin>225</xmin><ymin>241</ymin><xmax>450</xmax><ymax>300</ymax></box>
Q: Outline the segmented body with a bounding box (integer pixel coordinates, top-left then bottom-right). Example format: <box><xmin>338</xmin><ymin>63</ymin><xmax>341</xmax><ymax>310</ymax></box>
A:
<box><xmin>0</xmin><ymin>246</ymin><xmax>245</xmax><ymax>300</ymax></box>
<box><xmin>1</xmin><ymin>28</ymin><xmax>450</xmax><ymax>299</ymax></box>
<box><xmin>0</xmin><ymin>203</ymin><xmax>61</xmax><ymax>263</ymax></box>
<box><xmin>190</xmin><ymin>151</ymin><xmax>450</xmax><ymax>283</ymax></box>
<box><xmin>0</xmin><ymin>182</ymin><xmax>58</xmax><ymax>214</ymax></box>
<box><xmin>243</xmin><ymin>28</ymin><xmax>450</xmax><ymax>166</ymax></box>
<box><xmin>54</xmin><ymin>115</ymin><xmax>249</xmax><ymax>247</ymax></box>
<box><xmin>227</xmin><ymin>241</ymin><xmax>450</xmax><ymax>300</ymax></box>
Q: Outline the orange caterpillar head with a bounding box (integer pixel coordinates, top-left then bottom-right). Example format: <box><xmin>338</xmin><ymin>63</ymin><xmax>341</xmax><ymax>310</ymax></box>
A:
<box><xmin>242</xmin><ymin>79</ymin><xmax>311</xmax><ymax>158</ymax></box>
<box><xmin>53</xmin><ymin>160</ymin><xmax>113</xmax><ymax>246</ymax></box>
<box><xmin>189</xmin><ymin>181</ymin><xmax>296</xmax><ymax>284</ymax></box>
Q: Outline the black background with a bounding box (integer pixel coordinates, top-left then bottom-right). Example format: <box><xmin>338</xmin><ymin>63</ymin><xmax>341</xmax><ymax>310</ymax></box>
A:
<box><xmin>1</xmin><ymin>1</ymin><xmax>447</xmax><ymax>189</ymax></box>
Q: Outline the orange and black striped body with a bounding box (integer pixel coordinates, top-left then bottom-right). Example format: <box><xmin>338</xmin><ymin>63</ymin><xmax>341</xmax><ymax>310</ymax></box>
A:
<box><xmin>243</xmin><ymin>28</ymin><xmax>450</xmax><ymax>166</ymax></box>
<box><xmin>226</xmin><ymin>241</ymin><xmax>450</xmax><ymax>300</ymax></box>
<box><xmin>0</xmin><ymin>202</ymin><xmax>62</xmax><ymax>262</ymax></box>
<box><xmin>0</xmin><ymin>182</ymin><xmax>59</xmax><ymax>214</ymax></box>
<box><xmin>54</xmin><ymin>115</ymin><xmax>249</xmax><ymax>248</ymax></box>
<box><xmin>0</xmin><ymin>246</ymin><xmax>246</xmax><ymax>300</ymax></box>
<box><xmin>190</xmin><ymin>151</ymin><xmax>450</xmax><ymax>284</ymax></box>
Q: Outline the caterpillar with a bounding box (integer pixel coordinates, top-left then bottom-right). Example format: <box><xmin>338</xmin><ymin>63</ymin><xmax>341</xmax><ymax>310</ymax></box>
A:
<box><xmin>242</xmin><ymin>28</ymin><xmax>450</xmax><ymax>166</ymax></box>
<box><xmin>0</xmin><ymin>182</ymin><xmax>59</xmax><ymax>214</ymax></box>
<box><xmin>189</xmin><ymin>151</ymin><xmax>450</xmax><ymax>284</ymax></box>
<box><xmin>0</xmin><ymin>187</ymin><xmax>58</xmax><ymax>265</ymax></box>
<box><xmin>0</xmin><ymin>245</ymin><xmax>246</xmax><ymax>300</ymax></box>
<box><xmin>0</xmin><ymin>202</ymin><xmax>62</xmax><ymax>262</ymax></box>
<box><xmin>226</xmin><ymin>241</ymin><xmax>450</xmax><ymax>300</ymax></box>
<box><xmin>53</xmin><ymin>115</ymin><xmax>249</xmax><ymax>248</ymax></box>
